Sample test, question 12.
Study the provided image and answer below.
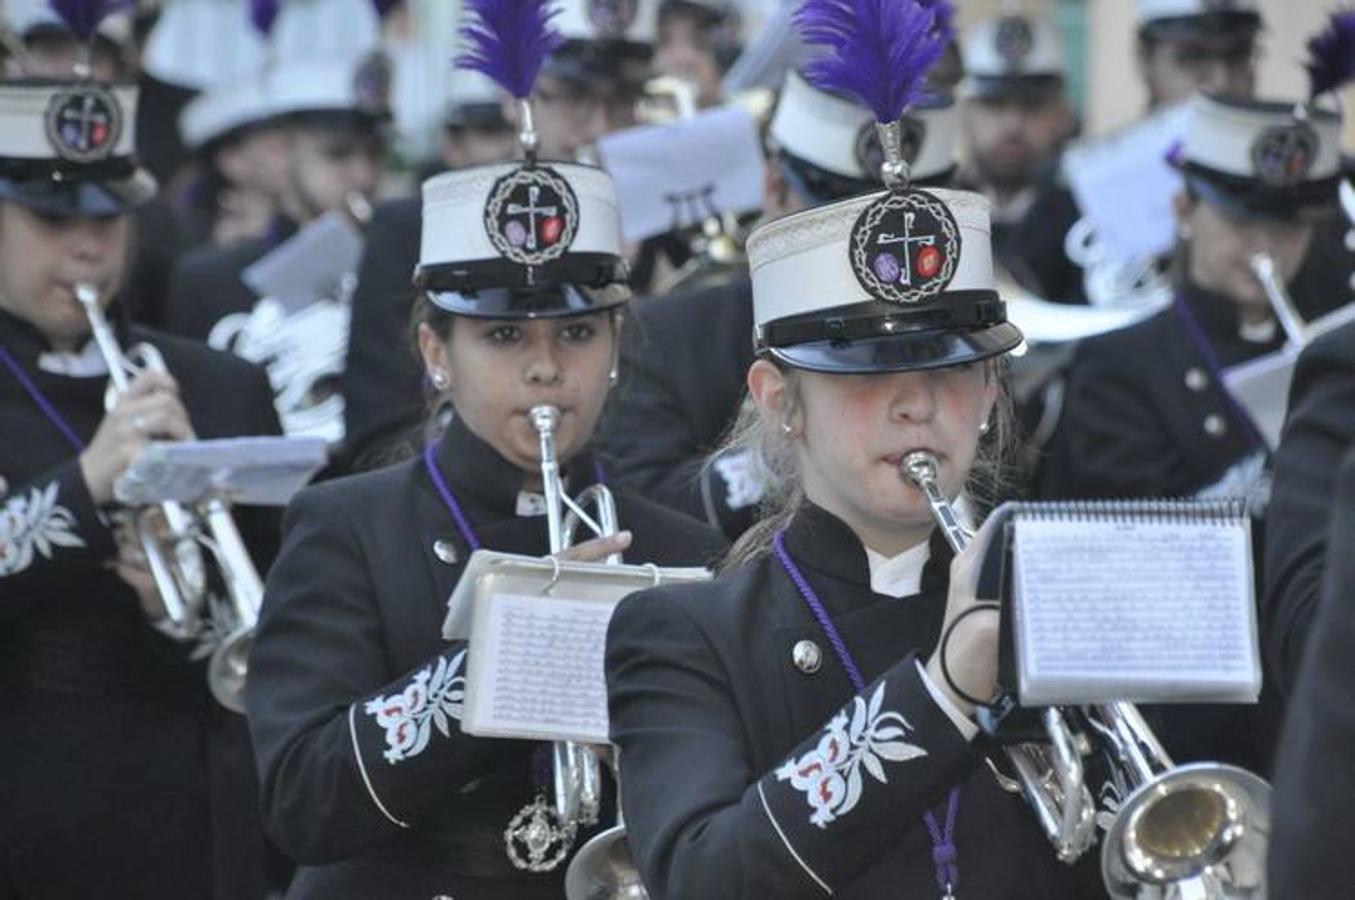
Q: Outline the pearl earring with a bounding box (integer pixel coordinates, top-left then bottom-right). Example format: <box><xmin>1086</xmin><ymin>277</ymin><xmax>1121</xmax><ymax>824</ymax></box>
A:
<box><xmin>781</xmin><ymin>421</ymin><xmax>794</xmax><ymax>435</ymax></box>
<box><xmin>979</xmin><ymin>420</ymin><xmax>990</xmax><ymax>435</ymax></box>
<box><xmin>431</xmin><ymin>370</ymin><xmax>449</xmax><ymax>390</ymax></box>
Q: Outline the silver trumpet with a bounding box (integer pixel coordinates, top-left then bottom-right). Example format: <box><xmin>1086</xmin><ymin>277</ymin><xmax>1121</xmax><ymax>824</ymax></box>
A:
<box><xmin>77</xmin><ymin>283</ymin><xmax>265</xmax><ymax>713</ymax></box>
<box><xmin>900</xmin><ymin>450</ymin><xmax>1271</xmax><ymax>897</ymax></box>
<box><xmin>527</xmin><ymin>405</ymin><xmax>649</xmax><ymax>899</ymax></box>
<box><xmin>1248</xmin><ymin>252</ymin><xmax>1307</xmax><ymax>348</ymax></box>
<box><xmin>528</xmin><ymin>406</ymin><xmax>609</xmax><ymax>830</ymax></box>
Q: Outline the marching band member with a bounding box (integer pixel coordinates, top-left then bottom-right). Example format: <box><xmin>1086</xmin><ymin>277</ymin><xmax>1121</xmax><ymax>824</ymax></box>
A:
<box><xmin>654</xmin><ymin>0</ymin><xmax>743</xmax><ymax>110</ymax></box>
<box><xmin>1134</xmin><ymin>0</ymin><xmax>1261</xmax><ymax>110</ymax></box>
<box><xmin>1041</xmin><ymin>93</ymin><xmax>1348</xmax><ymax>504</ymax></box>
<box><xmin>164</xmin><ymin>66</ymin><xmax>386</xmax><ymax>344</ymax></box>
<box><xmin>957</xmin><ymin>12</ymin><xmax>1082</xmax><ymax>304</ymax></box>
<box><xmin>0</xmin><ymin>11</ymin><xmax>283</xmax><ymax>894</ymax></box>
<box><xmin>244</xmin><ymin>5</ymin><xmax>724</xmax><ymax>895</ymax></box>
<box><xmin>597</xmin><ymin>62</ymin><xmax>961</xmax><ymax>540</ymax></box>
<box><xmin>342</xmin><ymin>0</ymin><xmax>663</xmax><ymax>470</ymax></box>
<box><xmin>606</xmin><ymin>2</ymin><xmax>1101</xmax><ymax>895</ymax></box>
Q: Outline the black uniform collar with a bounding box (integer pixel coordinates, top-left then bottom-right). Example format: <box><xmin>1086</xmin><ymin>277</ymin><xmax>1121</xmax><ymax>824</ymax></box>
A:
<box><xmin>432</xmin><ymin>412</ymin><xmax>603</xmax><ymax>519</ymax></box>
<box><xmin>781</xmin><ymin>501</ymin><xmax>954</xmax><ymax>595</ymax></box>
<box><xmin>1177</xmin><ymin>279</ymin><xmax>1276</xmax><ymax>343</ymax></box>
<box><xmin>0</xmin><ymin>300</ymin><xmax>132</xmax><ymax>363</ymax></box>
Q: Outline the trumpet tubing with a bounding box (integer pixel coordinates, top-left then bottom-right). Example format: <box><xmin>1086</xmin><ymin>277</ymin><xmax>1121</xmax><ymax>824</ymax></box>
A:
<box><xmin>76</xmin><ymin>282</ymin><xmax>265</xmax><ymax>712</ymax></box>
<box><xmin>899</xmin><ymin>450</ymin><xmax>1271</xmax><ymax>896</ymax></box>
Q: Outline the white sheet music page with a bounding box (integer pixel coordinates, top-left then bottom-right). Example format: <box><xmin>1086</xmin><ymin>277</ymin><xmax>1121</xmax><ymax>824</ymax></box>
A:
<box><xmin>1012</xmin><ymin>514</ymin><xmax>1260</xmax><ymax>705</ymax></box>
<box><xmin>461</xmin><ymin>591</ymin><xmax>616</xmax><ymax>745</ymax></box>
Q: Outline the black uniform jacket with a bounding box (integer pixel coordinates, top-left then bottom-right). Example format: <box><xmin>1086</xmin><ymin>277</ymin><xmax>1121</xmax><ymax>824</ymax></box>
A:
<box><xmin>606</xmin><ymin>503</ymin><xmax>1103</xmax><ymax>899</ymax></box>
<box><xmin>0</xmin><ymin>307</ymin><xmax>282</xmax><ymax>899</ymax></box>
<box><xmin>246</xmin><ymin>414</ymin><xmax>726</xmax><ymax>899</ymax></box>
<box><xmin>1268</xmin><ymin>445</ymin><xmax>1355</xmax><ymax>896</ymax></box>
<box><xmin>595</xmin><ymin>275</ymin><xmax>757</xmax><ymax>538</ymax></box>
<box><xmin>1262</xmin><ymin>320</ymin><xmax>1355</xmax><ymax>695</ymax></box>
<box><xmin>987</xmin><ymin>177</ymin><xmax>1086</xmax><ymax>305</ymax></box>
<box><xmin>338</xmin><ymin>195</ymin><xmax>425</xmax><ymax>470</ymax></box>
<box><xmin>162</xmin><ymin>217</ymin><xmax>297</xmax><ymax>341</ymax></box>
<box><xmin>1038</xmin><ymin>279</ymin><xmax>1347</xmax><ymax>501</ymax></box>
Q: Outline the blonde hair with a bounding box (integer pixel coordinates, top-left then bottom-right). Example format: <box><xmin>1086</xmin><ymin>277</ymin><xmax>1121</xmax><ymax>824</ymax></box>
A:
<box><xmin>715</xmin><ymin>357</ymin><xmax>1020</xmax><ymax>571</ymax></box>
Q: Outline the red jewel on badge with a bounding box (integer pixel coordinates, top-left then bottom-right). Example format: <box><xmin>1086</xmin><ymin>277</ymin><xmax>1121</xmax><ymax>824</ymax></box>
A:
<box><xmin>916</xmin><ymin>246</ymin><xmax>942</xmax><ymax>280</ymax></box>
<box><xmin>539</xmin><ymin>216</ymin><xmax>563</xmax><ymax>246</ymax></box>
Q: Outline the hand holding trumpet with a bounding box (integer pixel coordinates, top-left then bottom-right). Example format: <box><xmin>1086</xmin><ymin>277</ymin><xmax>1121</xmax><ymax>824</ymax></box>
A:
<box><xmin>78</xmin><ymin>368</ymin><xmax>192</xmax><ymax>504</ymax></box>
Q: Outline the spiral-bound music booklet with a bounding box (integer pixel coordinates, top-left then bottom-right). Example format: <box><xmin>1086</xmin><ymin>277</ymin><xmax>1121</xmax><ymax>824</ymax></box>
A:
<box><xmin>990</xmin><ymin>500</ymin><xmax>1260</xmax><ymax>706</ymax></box>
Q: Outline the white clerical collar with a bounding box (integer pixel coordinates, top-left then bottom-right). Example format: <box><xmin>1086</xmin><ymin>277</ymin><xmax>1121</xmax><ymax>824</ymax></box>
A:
<box><xmin>1238</xmin><ymin>316</ymin><xmax>1278</xmax><ymax>344</ymax></box>
<box><xmin>37</xmin><ymin>339</ymin><xmax>108</xmax><ymax>377</ymax></box>
<box><xmin>516</xmin><ymin>490</ymin><xmax>548</xmax><ymax>517</ymax></box>
<box><xmin>864</xmin><ymin>540</ymin><xmax>931</xmax><ymax>598</ymax></box>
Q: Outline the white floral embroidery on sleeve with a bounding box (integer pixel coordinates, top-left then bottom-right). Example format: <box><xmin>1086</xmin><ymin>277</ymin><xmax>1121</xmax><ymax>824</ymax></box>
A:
<box><xmin>364</xmin><ymin>649</ymin><xmax>467</xmax><ymax>764</ymax></box>
<box><xmin>0</xmin><ymin>481</ymin><xmax>85</xmax><ymax>577</ymax></box>
<box><xmin>776</xmin><ymin>683</ymin><xmax>927</xmax><ymax>828</ymax></box>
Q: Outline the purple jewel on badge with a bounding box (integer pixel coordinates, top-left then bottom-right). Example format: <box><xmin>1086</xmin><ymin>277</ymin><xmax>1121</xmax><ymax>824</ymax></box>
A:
<box><xmin>873</xmin><ymin>253</ymin><xmax>901</xmax><ymax>283</ymax></box>
<box><xmin>504</xmin><ymin>220</ymin><xmax>528</xmax><ymax>247</ymax></box>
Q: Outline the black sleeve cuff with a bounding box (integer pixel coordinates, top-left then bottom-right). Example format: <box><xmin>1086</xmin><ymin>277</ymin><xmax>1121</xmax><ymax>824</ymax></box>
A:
<box><xmin>347</xmin><ymin>644</ymin><xmax>493</xmax><ymax>827</ymax></box>
<box><xmin>754</xmin><ymin>657</ymin><xmax>975</xmax><ymax>893</ymax></box>
<box><xmin>1</xmin><ymin>458</ymin><xmax>114</xmax><ymax>577</ymax></box>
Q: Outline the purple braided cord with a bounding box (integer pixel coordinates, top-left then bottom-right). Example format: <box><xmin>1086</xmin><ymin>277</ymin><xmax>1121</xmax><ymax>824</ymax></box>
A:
<box><xmin>923</xmin><ymin>785</ymin><xmax>960</xmax><ymax>893</ymax></box>
<box><xmin>0</xmin><ymin>342</ymin><xmax>87</xmax><ymax>452</ymax></box>
<box><xmin>773</xmin><ymin>530</ymin><xmax>866</xmax><ymax>689</ymax></box>
<box><xmin>422</xmin><ymin>441</ymin><xmax>482</xmax><ymax>551</ymax></box>
<box><xmin>773</xmin><ymin>529</ymin><xmax>960</xmax><ymax>898</ymax></box>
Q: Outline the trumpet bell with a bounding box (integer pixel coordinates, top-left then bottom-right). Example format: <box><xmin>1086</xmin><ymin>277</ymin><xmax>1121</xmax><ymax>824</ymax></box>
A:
<box><xmin>564</xmin><ymin>826</ymin><xmax>648</xmax><ymax>900</ymax></box>
<box><xmin>1102</xmin><ymin>763</ymin><xmax>1269</xmax><ymax>898</ymax></box>
<box><xmin>208</xmin><ymin>625</ymin><xmax>254</xmax><ymax>714</ymax></box>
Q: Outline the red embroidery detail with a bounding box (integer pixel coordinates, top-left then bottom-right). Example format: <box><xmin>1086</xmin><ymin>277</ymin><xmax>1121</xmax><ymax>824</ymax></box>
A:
<box><xmin>916</xmin><ymin>246</ymin><xmax>942</xmax><ymax>280</ymax></box>
<box><xmin>539</xmin><ymin>216</ymin><xmax>563</xmax><ymax>246</ymax></box>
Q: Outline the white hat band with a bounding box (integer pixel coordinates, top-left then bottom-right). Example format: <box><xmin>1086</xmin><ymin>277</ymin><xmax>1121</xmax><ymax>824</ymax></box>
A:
<box><xmin>420</xmin><ymin>161</ymin><xmax>623</xmax><ymax>271</ymax></box>
<box><xmin>0</xmin><ymin>82</ymin><xmax>136</xmax><ymax>164</ymax></box>
<box><xmin>749</xmin><ymin>188</ymin><xmax>994</xmax><ymax>328</ymax></box>
<box><xmin>771</xmin><ymin>70</ymin><xmax>956</xmax><ymax>184</ymax></box>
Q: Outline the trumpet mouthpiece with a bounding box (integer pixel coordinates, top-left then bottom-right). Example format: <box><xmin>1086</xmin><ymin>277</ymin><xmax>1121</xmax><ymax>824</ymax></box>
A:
<box><xmin>73</xmin><ymin>283</ymin><xmax>99</xmax><ymax>308</ymax></box>
<box><xmin>900</xmin><ymin>450</ymin><xmax>940</xmax><ymax>486</ymax></box>
<box><xmin>529</xmin><ymin>404</ymin><xmax>561</xmax><ymax>433</ymax></box>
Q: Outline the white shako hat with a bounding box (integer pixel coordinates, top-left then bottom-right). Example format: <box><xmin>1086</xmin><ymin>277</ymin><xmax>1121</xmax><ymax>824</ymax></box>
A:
<box><xmin>0</xmin><ymin>79</ymin><xmax>153</xmax><ymax>217</ymax></box>
<box><xmin>1176</xmin><ymin>93</ymin><xmax>1342</xmax><ymax>222</ymax></box>
<box><xmin>414</xmin><ymin>161</ymin><xmax>631</xmax><ymax>318</ymax></box>
<box><xmin>143</xmin><ymin>0</ymin><xmax>269</xmax><ymax>91</ymax></box>
<box><xmin>5</xmin><ymin>0</ymin><xmax>133</xmax><ymax>48</ymax></box>
<box><xmin>543</xmin><ymin>0</ymin><xmax>658</xmax><ymax>88</ymax></box>
<box><xmin>748</xmin><ymin>187</ymin><xmax>1021</xmax><ymax>373</ymax></box>
<box><xmin>962</xmin><ymin>14</ymin><xmax>1065</xmax><ymax>99</ymax></box>
<box><xmin>179</xmin><ymin>74</ymin><xmax>271</xmax><ymax>151</ymax></box>
<box><xmin>771</xmin><ymin>69</ymin><xmax>958</xmax><ymax>196</ymax></box>
<box><xmin>1136</xmin><ymin>0</ymin><xmax>1260</xmax><ymax>38</ymax></box>
<box><xmin>256</xmin><ymin>52</ymin><xmax>393</xmax><ymax>125</ymax></box>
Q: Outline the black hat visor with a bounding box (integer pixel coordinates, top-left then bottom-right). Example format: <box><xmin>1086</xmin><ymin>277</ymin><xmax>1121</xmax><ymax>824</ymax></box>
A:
<box><xmin>1182</xmin><ymin>163</ymin><xmax>1339</xmax><ymax>224</ymax></box>
<box><xmin>759</xmin><ymin>296</ymin><xmax>1023</xmax><ymax>374</ymax></box>
<box><xmin>425</xmin><ymin>281</ymin><xmax>630</xmax><ymax>319</ymax></box>
<box><xmin>0</xmin><ymin>168</ymin><xmax>155</xmax><ymax>217</ymax></box>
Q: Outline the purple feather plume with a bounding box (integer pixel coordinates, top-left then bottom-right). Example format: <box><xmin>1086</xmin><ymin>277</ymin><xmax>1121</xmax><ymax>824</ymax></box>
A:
<box><xmin>47</xmin><ymin>0</ymin><xmax>131</xmax><ymax>43</ymax></box>
<box><xmin>794</xmin><ymin>0</ymin><xmax>954</xmax><ymax>123</ymax></box>
<box><xmin>456</xmin><ymin>0</ymin><xmax>563</xmax><ymax>100</ymax></box>
<box><xmin>249</xmin><ymin>0</ymin><xmax>282</xmax><ymax>37</ymax></box>
<box><xmin>1306</xmin><ymin>10</ymin><xmax>1355</xmax><ymax>99</ymax></box>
